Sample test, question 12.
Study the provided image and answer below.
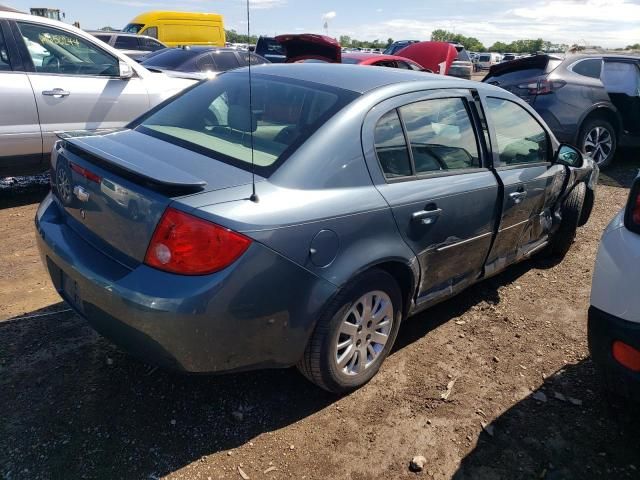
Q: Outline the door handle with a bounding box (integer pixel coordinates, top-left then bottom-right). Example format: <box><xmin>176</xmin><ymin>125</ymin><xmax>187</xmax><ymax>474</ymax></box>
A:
<box><xmin>509</xmin><ymin>191</ymin><xmax>527</xmax><ymax>204</ymax></box>
<box><xmin>42</xmin><ymin>88</ymin><xmax>70</xmax><ymax>98</ymax></box>
<box><xmin>412</xmin><ymin>208</ymin><xmax>442</xmax><ymax>225</ymax></box>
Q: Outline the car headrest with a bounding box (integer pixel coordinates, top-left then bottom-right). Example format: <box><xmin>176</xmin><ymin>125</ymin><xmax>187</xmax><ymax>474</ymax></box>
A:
<box><xmin>228</xmin><ymin>104</ymin><xmax>257</xmax><ymax>133</ymax></box>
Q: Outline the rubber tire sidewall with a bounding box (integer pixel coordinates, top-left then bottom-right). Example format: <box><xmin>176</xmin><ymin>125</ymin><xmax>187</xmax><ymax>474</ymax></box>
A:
<box><xmin>580</xmin><ymin>118</ymin><xmax>617</xmax><ymax>169</ymax></box>
<box><xmin>298</xmin><ymin>269</ymin><xmax>403</xmax><ymax>394</ymax></box>
<box><xmin>548</xmin><ymin>182</ymin><xmax>586</xmax><ymax>258</ymax></box>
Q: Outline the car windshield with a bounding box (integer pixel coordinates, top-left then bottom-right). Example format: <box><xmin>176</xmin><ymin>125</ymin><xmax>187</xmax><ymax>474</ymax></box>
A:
<box><xmin>141</xmin><ymin>48</ymin><xmax>201</xmax><ymax>70</ymax></box>
<box><xmin>123</xmin><ymin>23</ymin><xmax>144</xmax><ymax>34</ymax></box>
<box><xmin>134</xmin><ymin>73</ymin><xmax>358</xmax><ymax>176</ymax></box>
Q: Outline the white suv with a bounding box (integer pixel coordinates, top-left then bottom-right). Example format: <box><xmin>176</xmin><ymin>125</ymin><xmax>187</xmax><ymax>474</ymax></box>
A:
<box><xmin>589</xmin><ymin>175</ymin><xmax>640</xmax><ymax>401</ymax></box>
<box><xmin>0</xmin><ymin>11</ymin><xmax>195</xmax><ymax>177</ymax></box>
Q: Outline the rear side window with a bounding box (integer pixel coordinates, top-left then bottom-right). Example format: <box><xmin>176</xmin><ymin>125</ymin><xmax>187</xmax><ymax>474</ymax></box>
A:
<box><xmin>212</xmin><ymin>52</ymin><xmax>240</xmax><ymax>71</ymax></box>
<box><xmin>195</xmin><ymin>53</ymin><xmax>216</xmax><ymax>72</ymax></box>
<box><xmin>135</xmin><ymin>73</ymin><xmax>357</xmax><ymax>176</ymax></box>
<box><xmin>400</xmin><ymin>98</ymin><xmax>480</xmax><ymax>172</ymax></box>
<box><xmin>140</xmin><ymin>37</ymin><xmax>164</xmax><ymax>51</ymax></box>
<box><xmin>572</xmin><ymin>58</ymin><xmax>602</xmax><ymax>79</ymax></box>
<box><xmin>374</xmin><ymin>110</ymin><xmax>412</xmax><ymax>178</ymax></box>
<box><xmin>238</xmin><ymin>52</ymin><xmax>268</xmax><ymax>66</ymax></box>
<box><xmin>114</xmin><ymin>36</ymin><xmax>139</xmax><ymax>50</ymax></box>
<box><xmin>94</xmin><ymin>34</ymin><xmax>111</xmax><ymax>43</ymax></box>
<box><xmin>0</xmin><ymin>27</ymin><xmax>11</xmax><ymax>71</ymax></box>
<box><xmin>486</xmin><ymin>97</ymin><xmax>548</xmax><ymax>165</ymax></box>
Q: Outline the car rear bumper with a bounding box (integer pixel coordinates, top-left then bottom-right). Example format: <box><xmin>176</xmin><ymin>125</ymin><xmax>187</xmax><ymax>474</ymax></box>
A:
<box><xmin>35</xmin><ymin>193</ymin><xmax>336</xmax><ymax>373</ymax></box>
<box><xmin>588</xmin><ymin>306</ymin><xmax>640</xmax><ymax>401</ymax></box>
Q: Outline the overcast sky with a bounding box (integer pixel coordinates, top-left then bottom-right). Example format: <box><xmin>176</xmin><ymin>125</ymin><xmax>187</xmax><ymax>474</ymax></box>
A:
<box><xmin>6</xmin><ymin>0</ymin><xmax>640</xmax><ymax>47</ymax></box>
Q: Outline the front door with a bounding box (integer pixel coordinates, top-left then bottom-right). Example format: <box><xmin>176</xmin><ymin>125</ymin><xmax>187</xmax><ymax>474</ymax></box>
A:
<box><xmin>14</xmin><ymin>20</ymin><xmax>150</xmax><ymax>153</ymax></box>
<box><xmin>481</xmin><ymin>95</ymin><xmax>565</xmax><ymax>275</ymax></box>
<box><xmin>364</xmin><ymin>91</ymin><xmax>499</xmax><ymax>306</ymax></box>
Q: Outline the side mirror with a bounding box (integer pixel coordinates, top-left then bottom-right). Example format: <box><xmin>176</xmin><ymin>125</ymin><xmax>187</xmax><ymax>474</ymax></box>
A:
<box><xmin>555</xmin><ymin>144</ymin><xmax>583</xmax><ymax>168</ymax></box>
<box><xmin>119</xmin><ymin>61</ymin><xmax>134</xmax><ymax>79</ymax></box>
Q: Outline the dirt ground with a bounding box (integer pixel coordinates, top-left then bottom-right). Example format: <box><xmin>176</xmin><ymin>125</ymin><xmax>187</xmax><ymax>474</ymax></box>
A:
<box><xmin>1</xmin><ymin>152</ymin><xmax>640</xmax><ymax>480</ymax></box>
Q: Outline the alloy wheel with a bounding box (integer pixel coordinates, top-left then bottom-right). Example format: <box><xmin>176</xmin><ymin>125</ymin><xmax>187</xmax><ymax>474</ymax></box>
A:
<box><xmin>584</xmin><ymin>126</ymin><xmax>613</xmax><ymax>166</ymax></box>
<box><xmin>334</xmin><ymin>290</ymin><xmax>394</xmax><ymax>376</ymax></box>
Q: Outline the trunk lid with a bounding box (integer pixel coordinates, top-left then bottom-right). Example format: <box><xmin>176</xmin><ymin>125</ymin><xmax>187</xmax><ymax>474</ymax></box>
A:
<box><xmin>483</xmin><ymin>54</ymin><xmax>563</xmax><ymax>103</ymax></box>
<box><xmin>274</xmin><ymin>34</ymin><xmax>342</xmax><ymax>63</ymax></box>
<box><xmin>53</xmin><ymin>129</ymin><xmax>254</xmax><ymax>264</ymax></box>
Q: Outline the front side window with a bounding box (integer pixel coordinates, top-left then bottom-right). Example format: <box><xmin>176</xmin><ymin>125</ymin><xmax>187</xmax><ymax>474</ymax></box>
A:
<box><xmin>400</xmin><ymin>98</ymin><xmax>480</xmax><ymax>173</ymax></box>
<box><xmin>374</xmin><ymin>110</ymin><xmax>412</xmax><ymax>178</ymax></box>
<box><xmin>141</xmin><ymin>37</ymin><xmax>164</xmax><ymax>51</ymax></box>
<box><xmin>18</xmin><ymin>22</ymin><xmax>118</xmax><ymax>76</ymax></box>
<box><xmin>135</xmin><ymin>73</ymin><xmax>357</xmax><ymax>176</ymax></box>
<box><xmin>143</xmin><ymin>26</ymin><xmax>158</xmax><ymax>39</ymax></box>
<box><xmin>486</xmin><ymin>97</ymin><xmax>548</xmax><ymax>165</ymax></box>
<box><xmin>572</xmin><ymin>58</ymin><xmax>602</xmax><ymax>79</ymax></box>
<box><xmin>0</xmin><ymin>28</ymin><xmax>11</xmax><ymax>71</ymax></box>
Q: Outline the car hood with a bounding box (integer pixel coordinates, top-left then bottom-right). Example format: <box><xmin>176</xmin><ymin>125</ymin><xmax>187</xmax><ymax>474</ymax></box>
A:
<box><xmin>275</xmin><ymin>34</ymin><xmax>341</xmax><ymax>63</ymax></box>
<box><xmin>395</xmin><ymin>41</ymin><xmax>458</xmax><ymax>74</ymax></box>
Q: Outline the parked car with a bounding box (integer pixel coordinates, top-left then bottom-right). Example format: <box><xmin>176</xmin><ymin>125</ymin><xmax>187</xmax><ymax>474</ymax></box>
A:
<box><xmin>123</xmin><ymin>11</ymin><xmax>225</xmax><ymax>47</ymax></box>
<box><xmin>384</xmin><ymin>40</ymin><xmax>419</xmax><ymax>55</ymax></box>
<box><xmin>88</xmin><ymin>31</ymin><xmax>166</xmax><ymax>62</ymax></box>
<box><xmin>36</xmin><ymin>64</ymin><xmax>596</xmax><ymax>393</ymax></box>
<box><xmin>589</xmin><ymin>174</ymin><xmax>640</xmax><ymax>402</ymax></box>
<box><xmin>0</xmin><ymin>10</ymin><xmax>195</xmax><ymax>177</ymax></box>
<box><xmin>447</xmin><ymin>43</ymin><xmax>474</xmax><ymax>80</ymax></box>
<box><xmin>483</xmin><ymin>54</ymin><xmax>640</xmax><ymax>168</ymax></box>
<box><xmin>341</xmin><ymin>52</ymin><xmax>426</xmax><ymax>70</ymax></box>
<box><xmin>274</xmin><ymin>34</ymin><xmax>341</xmax><ymax>63</ymax></box>
<box><xmin>140</xmin><ymin>47</ymin><xmax>268</xmax><ymax>79</ymax></box>
<box><xmin>478</xmin><ymin>52</ymin><xmax>502</xmax><ymax>70</ymax></box>
<box><xmin>255</xmin><ymin>36</ymin><xmax>286</xmax><ymax>63</ymax></box>
<box><xmin>502</xmin><ymin>53</ymin><xmax>517</xmax><ymax>62</ymax></box>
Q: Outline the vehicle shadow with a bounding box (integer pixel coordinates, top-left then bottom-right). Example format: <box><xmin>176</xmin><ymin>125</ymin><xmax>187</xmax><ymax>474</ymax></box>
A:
<box><xmin>0</xmin><ymin>303</ymin><xmax>338</xmax><ymax>479</ymax></box>
<box><xmin>0</xmin><ymin>175</ymin><xmax>49</xmax><ymax>209</ymax></box>
<box><xmin>0</xmin><ymin>258</ymin><xmax>540</xmax><ymax>479</ymax></box>
<box><xmin>599</xmin><ymin>147</ymin><xmax>640</xmax><ymax>189</ymax></box>
<box><xmin>452</xmin><ymin>359</ymin><xmax>640</xmax><ymax>480</ymax></box>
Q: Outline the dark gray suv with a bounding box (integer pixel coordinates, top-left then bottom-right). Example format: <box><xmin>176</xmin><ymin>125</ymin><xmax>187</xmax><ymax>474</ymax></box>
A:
<box><xmin>484</xmin><ymin>54</ymin><xmax>640</xmax><ymax>168</ymax></box>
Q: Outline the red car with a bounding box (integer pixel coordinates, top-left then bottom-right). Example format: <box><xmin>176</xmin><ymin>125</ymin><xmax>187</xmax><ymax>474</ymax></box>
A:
<box><xmin>274</xmin><ymin>34</ymin><xmax>429</xmax><ymax>72</ymax></box>
<box><xmin>341</xmin><ymin>52</ymin><xmax>427</xmax><ymax>71</ymax></box>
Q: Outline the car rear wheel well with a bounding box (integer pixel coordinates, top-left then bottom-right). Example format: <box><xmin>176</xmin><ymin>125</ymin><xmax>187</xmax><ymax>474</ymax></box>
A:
<box><xmin>371</xmin><ymin>261</ymin><xmax>415</xmax><ymax>318</ymax></box>
<box><xmin>581</xmin><ymin>108</ymin><xmax>621</xmax><ymax>138</ymax></box>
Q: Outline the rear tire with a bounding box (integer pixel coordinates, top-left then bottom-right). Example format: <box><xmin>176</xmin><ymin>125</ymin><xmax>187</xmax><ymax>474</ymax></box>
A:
<box><xmin>545</xmin><ymin>182</ymin><xmax>586</xmax><ymax>258</ymax></box>
<box><xmin>297</xmin><ymin>269</ymin><xmax>402</xmax><ymax>394</ymax></box>
<box><xmin>579</xmin><ymin>118</ymin><xmax>617</xmax><ymax>169</ymax></box>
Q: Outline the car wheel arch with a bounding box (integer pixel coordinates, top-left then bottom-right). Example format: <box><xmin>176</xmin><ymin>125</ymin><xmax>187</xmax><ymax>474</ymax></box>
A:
<box><xmin>578</xmin><ymin>106</ymin><xmax>621</xmax><ymax>142</ymax></box>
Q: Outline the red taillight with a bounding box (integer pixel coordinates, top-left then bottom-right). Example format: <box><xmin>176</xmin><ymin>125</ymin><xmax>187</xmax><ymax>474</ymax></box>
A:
<box><xmin>144</xmin><ymin>207</ymin><xmax>251</xmax><ymax>275</ymax></box>
<box><xmin>69</xmin><ymin>162</ymin><xmax>101</xmax><ymax>183</ymax></box>
<box><xmin>612</xmin><ymin>341</ymin><xmax>640</xmax><ymax>373</ymax></box>
<box><xmin>624</xmin><ymin>181</ymin><xmax>640</xmax><ymax>234</ymax></box>
<box><xmin>518</xmin><ymin>78</ymin><xmax>566</xmax><ymax>95</ymax></box>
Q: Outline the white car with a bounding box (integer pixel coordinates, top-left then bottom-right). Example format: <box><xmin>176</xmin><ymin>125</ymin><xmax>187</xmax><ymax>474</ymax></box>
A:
<box><xmin>589</xmin><ymin>175</ymin><xmax>640</xmax><ymax>401</ymax></box>
<box><xmin>0</xmin><ymin>11</ymin><xmax>196</xmax><ymax>177</ymax></box>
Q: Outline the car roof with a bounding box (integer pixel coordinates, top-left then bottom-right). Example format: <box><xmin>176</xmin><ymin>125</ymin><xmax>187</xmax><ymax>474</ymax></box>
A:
<box><xmin>87</xmin><ymin>30</ymin><xmax>157</xmax><ymax>39</ymax></box>
<box><xmin>232</xmin><ymin>63</ymin><xmax>493</xmax><ymax>95</ymax></box>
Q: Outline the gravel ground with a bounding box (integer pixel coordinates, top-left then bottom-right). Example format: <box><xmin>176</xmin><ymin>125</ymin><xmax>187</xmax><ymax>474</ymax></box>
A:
<box><xmin>1</xmin><ymin>152</ymin><xmax>639</xmax><ymax>480</ymax></box>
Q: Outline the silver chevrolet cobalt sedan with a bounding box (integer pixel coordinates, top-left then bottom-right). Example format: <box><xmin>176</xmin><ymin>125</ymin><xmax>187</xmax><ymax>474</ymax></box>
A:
<box><xmin>36</xmin><ymin>64</ymin><xmax>596</xmax><ymax>393</ymax></box>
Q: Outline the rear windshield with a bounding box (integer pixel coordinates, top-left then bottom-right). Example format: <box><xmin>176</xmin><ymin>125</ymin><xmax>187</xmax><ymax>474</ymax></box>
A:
<box><xmin>141</xmin><ymin>48</ymin><xmax>201</xmax><ymax>70</ymax></box>
<box><xmin>134</xmin><ymin>73</ymin><xmax>359</xmax><ymax>176</ymax></box>
<box><xmin>479</xmin><ymin>54</ymin><xmax>491</xmax><ymax>62</ymax></box>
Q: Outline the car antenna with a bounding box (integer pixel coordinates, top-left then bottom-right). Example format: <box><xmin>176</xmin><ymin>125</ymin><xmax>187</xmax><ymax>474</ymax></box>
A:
<box><xmin>246</xmin><ymin>0</ymin><xmax>259</xmax><ymax>203</ymax></box>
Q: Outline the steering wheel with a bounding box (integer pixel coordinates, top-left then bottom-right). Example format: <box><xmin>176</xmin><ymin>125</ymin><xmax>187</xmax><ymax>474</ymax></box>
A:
<box><xmin>42</xmin><ymin>55</ymin><xmax>61</xmax><ymax>72</ymax></box>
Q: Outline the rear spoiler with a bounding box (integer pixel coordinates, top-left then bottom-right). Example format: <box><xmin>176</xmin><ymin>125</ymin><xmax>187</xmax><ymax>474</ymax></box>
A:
<box><xmin>57</xmin><ymin>130</ymin><xmax>207</xmax><ymax>194</ymax></box>
<box><xmin>486</xmin><ymin>54</ymin><xmax>563</xmax><ymax>77</ymax></box>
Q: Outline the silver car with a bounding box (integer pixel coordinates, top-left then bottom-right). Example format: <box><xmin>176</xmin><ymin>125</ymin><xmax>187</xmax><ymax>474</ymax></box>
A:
<box><xmin>0</xmin><ymin>11</ymin><xmax>194</xmax><ymax>177</ymax></box>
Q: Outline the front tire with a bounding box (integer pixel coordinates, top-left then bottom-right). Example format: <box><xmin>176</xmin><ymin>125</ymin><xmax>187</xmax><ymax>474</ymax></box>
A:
<box><xmin>580</xmin><ymin>118</ymin><xmax>616</xmax><ymax>169</ymax></box>
<box><xmin>297</xmin><ymin>269</ymin><xmax>402</xmax><ymax>394</ymax></box>
<box><xmin>545</xmin><ymin>182</ymin><xmax>586</xmax><ymax>258</ymax></box>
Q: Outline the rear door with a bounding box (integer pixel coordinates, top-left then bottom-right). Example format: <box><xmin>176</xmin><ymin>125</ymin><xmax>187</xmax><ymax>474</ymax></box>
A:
<box><xmin>481</xmin><ymin>94</ymin><xmax>565</xmax><ymax>275</ymax></box>
<box><xmin>601</xmin><ymin>57</ymin><xmax>640</xmax><ymax>136</ymax></box>
<box><xmin>0</xmin><ymin>20</ymin><xmax>43</xmax><ymax>174</ymax></box>
<box><xmin>363</xmin><ymin>89</ymin><xmax>499</xmax><ymax>307</ymax></box>
<box><xmin>14</xmin><ymin>20</ymin><xmax>150</xmax><ymax>154</ymax></box>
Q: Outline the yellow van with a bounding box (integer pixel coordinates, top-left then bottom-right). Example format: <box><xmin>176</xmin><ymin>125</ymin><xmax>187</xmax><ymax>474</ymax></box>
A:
<box><xmin>123</xmin><ymin>11</ymin><xmax>225</xmax><ymax>47</ymax></box>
